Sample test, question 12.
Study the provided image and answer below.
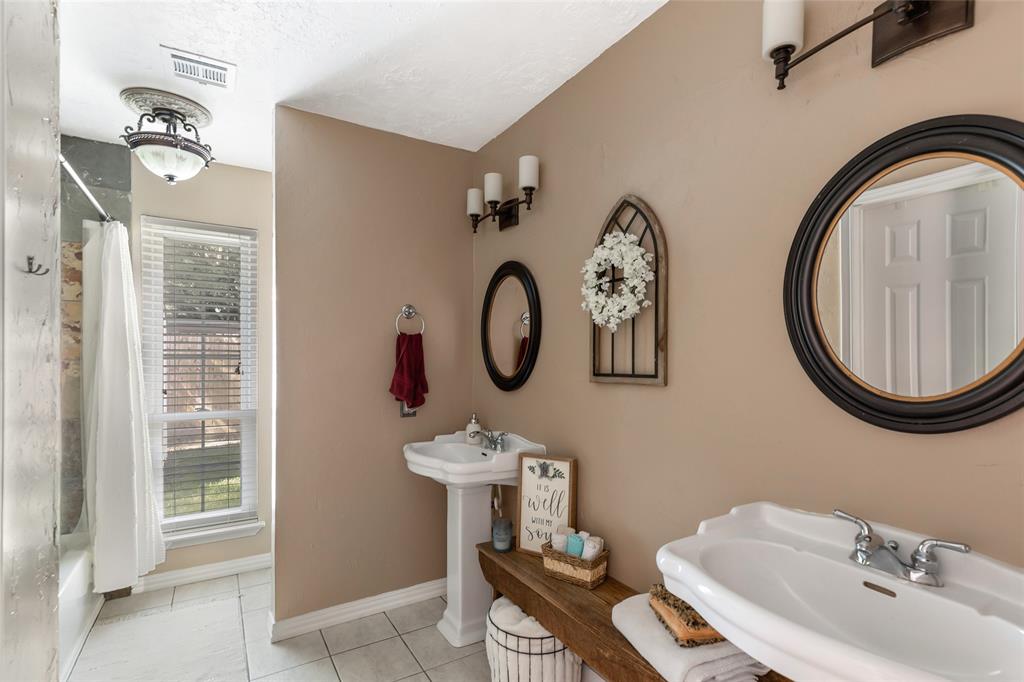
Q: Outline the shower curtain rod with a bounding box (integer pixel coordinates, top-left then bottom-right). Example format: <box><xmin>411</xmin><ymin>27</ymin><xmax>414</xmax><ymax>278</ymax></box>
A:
<box><xmin>59</xmin><ymin>153</ymin><xmax>113</xmax><ymax>223</ymax></box>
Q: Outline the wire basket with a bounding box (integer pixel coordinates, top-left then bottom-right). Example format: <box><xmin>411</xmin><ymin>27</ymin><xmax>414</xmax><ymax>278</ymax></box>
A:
<box><xmin>486</xmin><ymin>611</ymin><xmax>582</xmax><ymax>682</ymax></box>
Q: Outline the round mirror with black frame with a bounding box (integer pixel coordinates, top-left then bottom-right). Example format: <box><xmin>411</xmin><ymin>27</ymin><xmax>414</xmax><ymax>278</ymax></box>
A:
<box><xmin>785</xmin><ymin>115</ymin><xmax>1024</xmax><ymax>433</ymax></box>
<box><xmin>482</xmin><ymin>261</ymin><xmax>541</xmax><ymax>391</ymax></box>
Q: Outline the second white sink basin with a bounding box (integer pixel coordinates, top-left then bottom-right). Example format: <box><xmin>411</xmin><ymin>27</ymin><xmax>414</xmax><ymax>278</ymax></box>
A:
<box><xmin>403</xmin><ymin>431</ymin><xmax>545</xmax><ymax>487</ymax></box>
<box><xmin>657</xmin><ymin>502</ymin><xmax>1024</xmax><ymax>682</ymax></box>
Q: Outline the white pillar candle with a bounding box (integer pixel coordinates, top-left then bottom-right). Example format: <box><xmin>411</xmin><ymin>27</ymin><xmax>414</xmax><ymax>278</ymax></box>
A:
<box><xmin>484</xmin><ymin>172</ymin><xmax>503</xmax><ymax>204</ymax></box>
<box><xmin>466</xmin><ymin>188</ymin><xmax>484</xmax><ymax>216</ymax></box>
<box><xmin>762</xmin><ymin>0</ymin><xmax>804</xmax><ymax>61</ymax></box>
<box><xmin>518</xmin><ymin>155</ymin><xmax>539</xmax><ymax>190</ymax></box>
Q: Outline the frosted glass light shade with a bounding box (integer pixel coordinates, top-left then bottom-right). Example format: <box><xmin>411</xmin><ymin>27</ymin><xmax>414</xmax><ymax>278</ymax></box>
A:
<box><xmin>467</xmin><ymin>188</ymin><xmax>484</xmax><ymax>216</ymax></box>
<box><xmin>762</xmin><ymin>0</ymin><xmax>804</xmax><ymax>61</ymax></box>
<box><xmin>134</xmin><ymin>144</ymin><xmax>207</xmax><ymax>185</ymax></box>
<box><xmin>518</xmin><ymin>155</ymin><xmax>539</xmax><ymax>190</ymax></box>
<box><xmin>484</xmin><ymin>173</ymin><xmax>503</xmax><ymax>203</ymax></box>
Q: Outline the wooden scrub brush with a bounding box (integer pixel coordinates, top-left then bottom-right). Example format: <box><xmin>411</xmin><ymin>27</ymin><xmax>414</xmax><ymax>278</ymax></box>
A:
<box><xmin>648</xmin><ymin>583</ymin><xmax>725</xmax><ymax>648</ymax></box>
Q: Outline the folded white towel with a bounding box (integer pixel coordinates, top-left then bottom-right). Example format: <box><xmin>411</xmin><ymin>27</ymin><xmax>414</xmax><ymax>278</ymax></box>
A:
<box><xmin>711</xmin><ymin>668</ymin><xmax>764</xmax><ymax>682</ymax></box>
<box><xmin>580</xmin><ymin>536</ymin><xmax>604</xmax><ymax>561</ymax></box>
<box><xmin>611</xmin><ymin>594</ymin><xmax>769</xmax><ymax>682</ymax></box>
<box><xmin>689</xmin><ymin>653</ymin><xmax>766</xmax><ymax>682</ymax></box>
<box><xmin>551</xmin><ymin>532</ymin><xmax>569</xmax><ymax>552</ymax></box>
<box><xmin>556</xmin><ymin>525</ymin><xmax>575</xmax><ymax>535</ymax></box>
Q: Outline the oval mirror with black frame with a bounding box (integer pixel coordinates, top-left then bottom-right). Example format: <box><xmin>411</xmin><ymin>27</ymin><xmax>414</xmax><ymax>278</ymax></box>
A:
<box><xmin>785</xmin><ymin>115</ymin><xmax>1024</xmax><ymax>433</ymax></box>
<box><xmin>482</xmin><ymin>261</ymin><xmax>542</xmax><ymax>391</ymax></box>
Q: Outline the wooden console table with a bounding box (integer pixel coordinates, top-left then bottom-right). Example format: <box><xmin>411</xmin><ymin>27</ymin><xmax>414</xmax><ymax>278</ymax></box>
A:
<box><xmin>477</xmin><ymin>542</ymin><xmax>788</xmax><ymax>682</ymax></box>
<box><xmin>478</xmin><ymin>542</ymin><xmax>661</xmax><ymax>680</ymax></box>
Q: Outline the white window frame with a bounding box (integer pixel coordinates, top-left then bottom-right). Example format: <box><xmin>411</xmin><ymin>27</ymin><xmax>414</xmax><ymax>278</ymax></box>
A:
<box><xmin>140</xmin><ymin>215</ymin><xmax>260</xmax><ymax>538</ymax></box>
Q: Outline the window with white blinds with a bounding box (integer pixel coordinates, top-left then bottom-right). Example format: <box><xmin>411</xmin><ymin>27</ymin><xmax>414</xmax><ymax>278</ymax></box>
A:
<box><xmin>141</xmin><ymin>216</ymin><xmax>258</xmax><ymax>534</ymax></box>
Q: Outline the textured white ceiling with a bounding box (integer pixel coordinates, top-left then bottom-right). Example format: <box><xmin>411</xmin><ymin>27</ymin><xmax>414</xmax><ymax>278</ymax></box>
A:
<box><xmin>59</xmin><ymin>1</ymin><xmax>665</xmax><ymax>171</ymax></box>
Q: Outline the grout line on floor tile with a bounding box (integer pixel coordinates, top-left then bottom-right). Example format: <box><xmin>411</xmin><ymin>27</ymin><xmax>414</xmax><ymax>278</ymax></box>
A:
<box><xmin>171</xmin><ymin>574</ymin><xmax>240</xmax><ymax>607</ymax></box>
<box><xmin>245</xmin><ymin>621</ymin><xmax>332</xmax><ymax>681</ymax></box>
<box><xmin>185</xmin><ymin>590</ymin><xmax>242</xmax><ymax>604</ymax></box>
<box><xmin>328</xmin><ymin>650</ymin><xmax>343</xmax><ymax>681</ymax></box>
<box><xmin>396</xmin><ymin>632</ymin><xmax>427</xmax><ymax>674</ymax></box>
<box><xmin>419</xmin><ymin>639</ymin><xmax>487</xmax><ymax>671</ymax></box>
<box><xmin>318</xmin><ymin>628</ymin><xmax>331</xmax><ymax>664</ymax></box>
<box><xmin>402</xmin><ymin>622</ymin><xmax>439</xmax><ymax>636</ymax></box>
<box><xmin>235</xmin><ymin>576</ymin><xmax>253</xmax><ymax>682</ymax></box>
<box><xmin>249</xmin><ymin>654</ymin><xmax>334</xmax><ymax>682</ymax></box>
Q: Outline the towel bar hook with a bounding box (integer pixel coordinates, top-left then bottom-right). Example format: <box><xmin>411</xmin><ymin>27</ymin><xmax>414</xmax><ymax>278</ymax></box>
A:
<box><xmin>519</xmin><ymin>311</ymin><xmax>530</xmax><ymax>339</ymax></box>
<box><xmin>395</xmin><ymin>304</ymin><xmax>426</xmax><ymax>334</ymax></box>
<box><xmin>23</xmin><ymin>256</ymin><xmax>50</xmax><ymax>276</ymax></box>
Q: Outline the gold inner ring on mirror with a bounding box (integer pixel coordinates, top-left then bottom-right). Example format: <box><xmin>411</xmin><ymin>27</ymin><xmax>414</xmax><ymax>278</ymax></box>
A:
<box><xmin>811</xmin><ymin>152</ymin><xmax>1024</xmax><ymax>403</ymax></box>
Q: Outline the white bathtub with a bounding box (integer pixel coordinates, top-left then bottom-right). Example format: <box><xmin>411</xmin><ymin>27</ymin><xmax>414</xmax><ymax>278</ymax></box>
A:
<box><xmin>59</xmin><ymin>532</ymin><xmax>103</xmax><ymax>682</ymax></box>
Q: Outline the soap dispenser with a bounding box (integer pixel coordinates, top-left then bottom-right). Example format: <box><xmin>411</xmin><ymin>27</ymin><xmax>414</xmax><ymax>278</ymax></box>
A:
<box><xmin>466</xmin><ymin>413</ymin><xmax>483</xmax><ymax>445</ymax></box>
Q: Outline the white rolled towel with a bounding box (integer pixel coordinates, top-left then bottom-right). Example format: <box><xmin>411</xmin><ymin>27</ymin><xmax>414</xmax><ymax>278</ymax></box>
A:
<box><xmin>611</xmin><ymin>594</ymin><xmax>769</xmax><ymax>682</ymax></box>
<box><xmin>551</xmin><ymin>532</ymin><xmax>569</xmax><ymax>552</ymax></box>
<box><xmin>581</xmin><ymin>536</ymin><xmax>604</xmax><ymax>561</ymax></box>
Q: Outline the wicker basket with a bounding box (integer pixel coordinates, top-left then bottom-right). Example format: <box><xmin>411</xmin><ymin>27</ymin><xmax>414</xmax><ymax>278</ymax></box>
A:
<box><xmin>540</xmin><ymin>541</ymin><xmax>609</xmax><ymax>589</ymax></box>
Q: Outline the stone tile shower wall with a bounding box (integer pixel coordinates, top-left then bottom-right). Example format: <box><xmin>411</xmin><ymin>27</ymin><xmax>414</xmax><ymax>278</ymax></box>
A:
<box><xmin>59</xmin><ymin>135</ymin><xmax>132</xmax><ymax>533</ymax></box>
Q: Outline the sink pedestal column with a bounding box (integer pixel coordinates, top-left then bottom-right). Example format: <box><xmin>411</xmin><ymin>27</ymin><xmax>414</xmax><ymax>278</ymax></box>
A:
<box><xmin>436</xmin><ymin>484</ymin><xmax>493</xmax><ymax>647</ymax></box>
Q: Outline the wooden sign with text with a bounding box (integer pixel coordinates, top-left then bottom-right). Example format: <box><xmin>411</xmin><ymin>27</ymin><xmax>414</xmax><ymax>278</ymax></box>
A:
<box><xmin>516</xmin><ymin>454</ymin><xmax>577</xmax><ymax>555</ymax></box>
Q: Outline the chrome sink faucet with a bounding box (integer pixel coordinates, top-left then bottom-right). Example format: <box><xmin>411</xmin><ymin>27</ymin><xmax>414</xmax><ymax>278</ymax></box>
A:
<box><xmin>833</xmin><ymin>509</ymin><xmax>970</xmax><ymax>587</ymax></box>
<box><xmin>481</xmin><ymin>430</ymin><xmax>508</xmax><ymax>452</ymax></box>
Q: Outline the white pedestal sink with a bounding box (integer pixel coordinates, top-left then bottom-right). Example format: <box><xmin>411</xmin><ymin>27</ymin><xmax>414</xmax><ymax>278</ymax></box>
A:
<box><xmin>657</xmin><ymin>502</ymin><xmax>1024</xmax><ymax>682</ymax></box>
<box><xmin>403</xmin><ymin>431</ymin><xmax>545</xmax><ymax>647</ymax></box>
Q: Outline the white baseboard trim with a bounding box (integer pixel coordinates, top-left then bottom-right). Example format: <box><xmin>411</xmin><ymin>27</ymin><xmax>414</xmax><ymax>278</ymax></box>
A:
<box><xmin>61</xmin><ymin>594</ymin><xmax>104</xmax><ymax>682</ymax></box>
<box><xmin>270</xmin><ymin>577</ymin><xmax>446</xmax><ymax>642</ymax></box>
<box><xmin>136</xmin><ymin>552</ymin><xmax>272</xmax><ymax>593</ymax></box>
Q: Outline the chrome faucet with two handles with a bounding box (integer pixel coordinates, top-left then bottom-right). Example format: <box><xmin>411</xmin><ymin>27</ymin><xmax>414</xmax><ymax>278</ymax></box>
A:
<box><xmin>833</xmin><ymin>509</ymin><xmax>970</xmax><ymax>587</ymax></box>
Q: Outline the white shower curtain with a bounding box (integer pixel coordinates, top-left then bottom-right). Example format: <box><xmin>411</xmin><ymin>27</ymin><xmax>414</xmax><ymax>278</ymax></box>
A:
<box><xmin>81</xmin><ymin>220</ymin><xmax>165</xmax><ymax>593</ymax></box>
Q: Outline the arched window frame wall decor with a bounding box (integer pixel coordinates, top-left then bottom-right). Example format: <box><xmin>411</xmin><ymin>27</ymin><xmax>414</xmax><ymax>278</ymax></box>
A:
<box><xmin>590</xmin><ymin>194</ymin><xmax>668</xmax><ymax>385</ymax></box>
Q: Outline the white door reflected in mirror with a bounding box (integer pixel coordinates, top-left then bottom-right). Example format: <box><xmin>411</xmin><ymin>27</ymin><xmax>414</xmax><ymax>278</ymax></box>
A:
<box><xmin>816</xmin><ymin>156</ymin><xmax>1024</xmax><ymax>399</ymax></box>
<box><xmin>487</xmin><ymin>276</ymin><xmax>530</xmax><ymax>377</ymax></box>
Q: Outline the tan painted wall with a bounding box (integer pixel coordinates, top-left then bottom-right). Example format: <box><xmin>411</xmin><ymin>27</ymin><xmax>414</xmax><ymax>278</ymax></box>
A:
<box><xmin>471</xmin><ymin>0</ymin><xmax>1024</xmax><ymax>595</ymax></box>
<box><xmin>274</xmin><ymin>107</ymin><xmax>474</xmax><ymax>619</ymax></box>
<box><xmin>130</xmin><ymin>156</ymin><xmax>274</xmax><ymax>573</ymax></box>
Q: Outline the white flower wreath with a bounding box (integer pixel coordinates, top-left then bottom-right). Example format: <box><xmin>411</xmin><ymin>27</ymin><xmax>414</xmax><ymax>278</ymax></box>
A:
<box><xmin>580</xmin><ymin>232</ymin><xmax>655</xmax><ymax>333</ymax></box>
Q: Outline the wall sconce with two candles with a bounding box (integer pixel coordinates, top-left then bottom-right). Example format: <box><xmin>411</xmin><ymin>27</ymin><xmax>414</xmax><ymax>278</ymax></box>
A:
<box><xmin>466</xmin><ymin>155</ymin><xmax>539</xmax><ymax>233</ymax></box>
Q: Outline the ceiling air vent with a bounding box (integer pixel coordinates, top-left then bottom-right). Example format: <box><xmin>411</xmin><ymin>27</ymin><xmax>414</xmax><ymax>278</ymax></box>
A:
<box><xmin>162</xmin><ymin>45</ymin><xmax>236</xmax><ymax>90</ymax></box>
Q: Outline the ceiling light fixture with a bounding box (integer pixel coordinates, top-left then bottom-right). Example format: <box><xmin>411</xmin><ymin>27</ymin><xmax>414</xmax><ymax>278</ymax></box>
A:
<box><xmin>120</xmin><ymin>87</ymin><xmax>215</xmax><ymax>185</ymax></box>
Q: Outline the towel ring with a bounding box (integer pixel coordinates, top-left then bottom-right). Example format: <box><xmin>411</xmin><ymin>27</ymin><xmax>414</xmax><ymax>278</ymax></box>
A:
<box><xmin>395</xmin><ymin>304</ymin><xmax>426</xmax><ymax>334</ymax></box>
<box><xmin>519</xmin><ymin>312</ymin><xmax>530</xmax><ymax>339</ymax></box>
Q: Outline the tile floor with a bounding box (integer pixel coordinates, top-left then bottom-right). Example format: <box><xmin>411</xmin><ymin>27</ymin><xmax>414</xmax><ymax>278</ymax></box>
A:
<box><xmin>70</xmin><ymin>570</ymin><xmax>489</xmax><ymax>681</ymax></box>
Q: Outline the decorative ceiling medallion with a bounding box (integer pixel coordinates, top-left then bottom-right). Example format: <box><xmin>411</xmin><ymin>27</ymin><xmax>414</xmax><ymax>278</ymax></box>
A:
<box><xmin>120</xmin><ymin>87</ymin><xmax>212</xmax><ymax>127</ymax></box>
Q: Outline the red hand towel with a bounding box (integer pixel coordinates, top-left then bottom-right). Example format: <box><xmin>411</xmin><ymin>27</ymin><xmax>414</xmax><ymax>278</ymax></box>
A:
<box><xmin>390</xmin><ymin>333</ymin><xmax>429</xmax><ymax>408</ymax></box>
<box><xmin>516</xmin><ymin>336</ymin><xmax>529</xmax><ymax>369</ymax></box>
